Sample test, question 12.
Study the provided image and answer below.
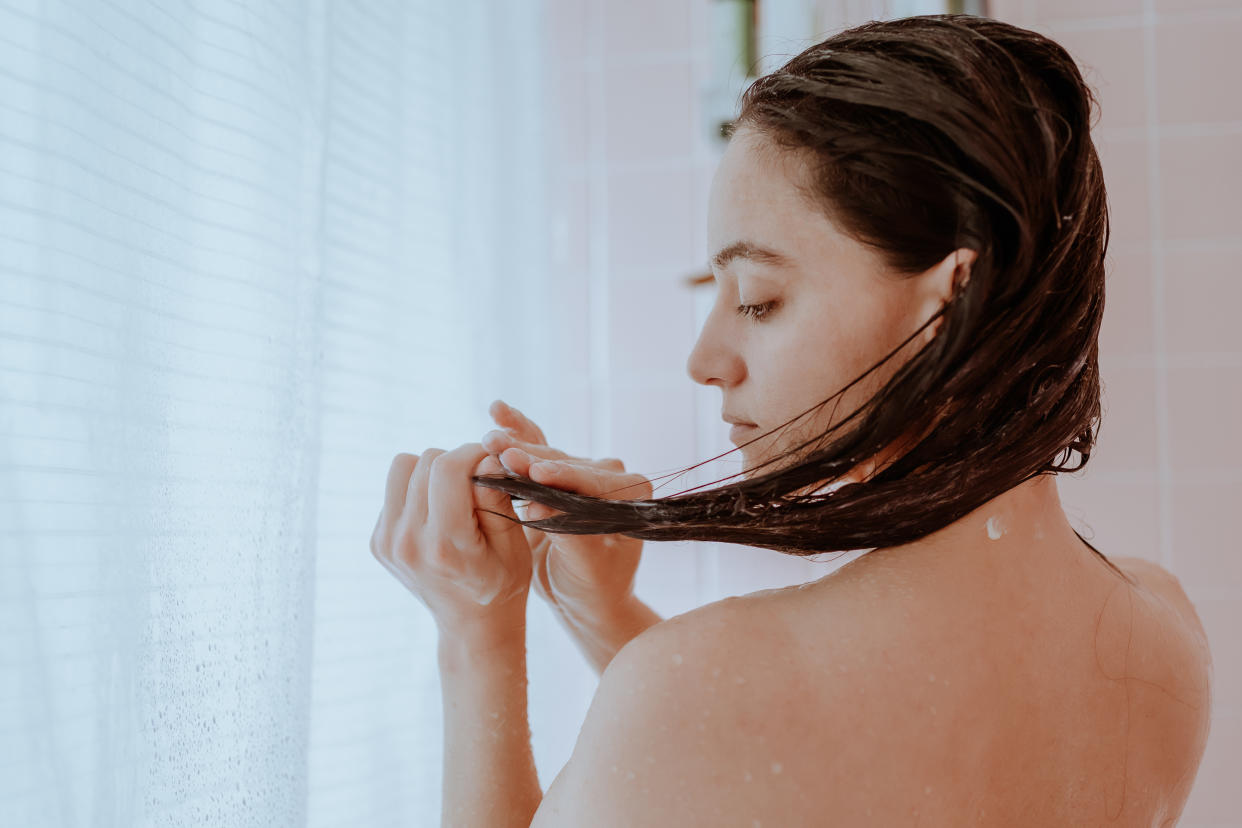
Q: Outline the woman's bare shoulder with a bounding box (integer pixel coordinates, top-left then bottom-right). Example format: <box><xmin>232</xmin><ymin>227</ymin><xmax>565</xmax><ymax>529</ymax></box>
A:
<box><xmin>593</xmin><ymin>589</ymin><xmax>916</xmax><ymax>823</ymax></box>
<box><xmin>609</xmin><ymin>580</ymin><xmax>990</xmax><ymax>823</ymax></box>
<box><xmin>1110</xmin><ymin>555</ymin><xmax>1210</xmax><ymax>641</ymax></box>
<box><xmin>675</xmin><ymin>552</ymin><xmax>1215</xmax><ymax>825</ymax></box>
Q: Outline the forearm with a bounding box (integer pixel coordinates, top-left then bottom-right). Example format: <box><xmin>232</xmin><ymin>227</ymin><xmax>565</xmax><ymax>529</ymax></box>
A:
<box><xmin>559</xmin><ymin>593</ymin><xmax>664</xmax><ymax>677</ymax></box>
<box><xmin>438</xmin><ymin>624</ymin><xmax>542</xmax><ymax>828</ymax></box>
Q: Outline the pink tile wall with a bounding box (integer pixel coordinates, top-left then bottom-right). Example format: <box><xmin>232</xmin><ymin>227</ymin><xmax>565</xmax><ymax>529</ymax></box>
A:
<box><xmin>544</xmin><ymin>0</ymin><xmax>1239</xmax><ymax>821</ymax></box>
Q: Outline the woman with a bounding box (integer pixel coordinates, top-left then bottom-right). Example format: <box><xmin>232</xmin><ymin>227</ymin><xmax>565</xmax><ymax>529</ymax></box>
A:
<box><xmin>371</xmin><ymin>14</ymin><xmax>1213</xmax><ymax>827</ymax></box>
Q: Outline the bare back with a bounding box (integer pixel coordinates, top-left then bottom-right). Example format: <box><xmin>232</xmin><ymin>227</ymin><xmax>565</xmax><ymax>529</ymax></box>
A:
<box><xmin>709</xmin><ymin>544</ymin><xmax>1213</xmax><ymax>826</ymax></box>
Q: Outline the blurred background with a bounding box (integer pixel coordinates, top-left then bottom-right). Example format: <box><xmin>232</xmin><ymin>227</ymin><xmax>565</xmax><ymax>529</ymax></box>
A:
<box><xmin>1</xmin><ymin>0</ymin><xmax>1237</xmax><ymax>825</ymax></box>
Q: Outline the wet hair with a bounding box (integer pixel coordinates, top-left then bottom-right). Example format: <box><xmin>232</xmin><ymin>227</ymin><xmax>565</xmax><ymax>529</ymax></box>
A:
<box><xmin>474</xmin><ymin>13</ymin><xmax>1127</xmax><ymax>576</ymax></box>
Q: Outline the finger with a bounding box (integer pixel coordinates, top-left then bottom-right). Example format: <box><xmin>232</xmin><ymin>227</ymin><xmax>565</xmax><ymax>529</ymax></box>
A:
<box><xmin>483</xmin><ymin>432</ymin><xmax>573</xmax><ymax>465</ymax></box>
<box><xmin>483</xmin><ymin>431</ymin><xmax>622</xmax><ymax>471</ymax></box>
<box><xmin>405</xmin><ymin>448</ymin><xmax>446</xmax><ymax>526</ymax></box>
<box><xmin>489</xmin><ymin>399</ymin><xmax>546</xmax><ymax>443</ymax></box>
<box><xmin>471</xmin><ymin>453</ymin><xmax>530</xmax><ymax>604</ymax></box>
<box><xmin>489</xmin><ymin>399</ymin><xmax>548</xmax><ymax>445</ymax></box>
<box><xmin>472</xmin><ymin>453</ymin><xmax>528</xmax><ymax>543</ymax></box>
<box><xmin>527</xmin><ymin>458</ymin><xmax>653</xmax><ymax>501</ymax></box>
<box><xmin>384</xmin><ymin>453</ymin><xmax>419</xmax><ymax>519</ymax></box>
<box><xmin>424</xmin><ymin>444</ymin><xmax>492</xmax><ymax>555</ymax></box>
<box><xmin>495</xmin><ymin>445</ymin><xmax>611</xmax><ymax>482</ymax></box>
<box><xmin>497</xmin><ymin>446</ymin><xmax>538</xmax><ymax>478</ymax></box>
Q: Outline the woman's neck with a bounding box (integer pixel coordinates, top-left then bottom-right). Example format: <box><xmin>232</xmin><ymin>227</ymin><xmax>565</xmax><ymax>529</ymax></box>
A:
<box><xmin>899</xmin><ymin>472</ymin><xmax>1112</xmax><ymax>576</ymax></box>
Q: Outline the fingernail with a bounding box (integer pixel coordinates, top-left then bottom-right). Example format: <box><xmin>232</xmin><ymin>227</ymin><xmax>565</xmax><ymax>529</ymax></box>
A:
<box><xmin>500</xmin><ymin>447</ymin><xmax>531</xmax><ymax>473</ymax></box>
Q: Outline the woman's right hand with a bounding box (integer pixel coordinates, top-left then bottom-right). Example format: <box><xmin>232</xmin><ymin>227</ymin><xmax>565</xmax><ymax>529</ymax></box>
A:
<box><xmin>482</xmin><ymin>400</ymin><xmax>652</xmax><ymax>630</ymax></box>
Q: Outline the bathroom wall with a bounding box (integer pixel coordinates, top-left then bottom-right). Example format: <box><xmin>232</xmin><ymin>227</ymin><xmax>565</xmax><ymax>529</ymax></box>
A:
<box><xmin>538</xmin><ymin>1</ymin><xmax>1239</xmax><ymax>822</ymax></box>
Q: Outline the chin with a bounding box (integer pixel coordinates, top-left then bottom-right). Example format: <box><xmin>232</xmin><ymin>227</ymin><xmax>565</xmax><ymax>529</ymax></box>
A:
<box><xmin>738</xmin><ymin>451</ymin><xmax>765</xmax><ymax>478</ymax></box>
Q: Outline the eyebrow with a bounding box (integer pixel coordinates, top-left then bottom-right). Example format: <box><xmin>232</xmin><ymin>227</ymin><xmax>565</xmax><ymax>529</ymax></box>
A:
<box><xmin>710</xmin><ymin>240</ymin><xmax>794</xmax><ymax>271</ymax></box>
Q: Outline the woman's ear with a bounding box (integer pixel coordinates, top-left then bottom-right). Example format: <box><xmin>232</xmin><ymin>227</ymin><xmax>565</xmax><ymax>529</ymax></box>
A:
<box><xmin>920</xmin><ymin>247</ymin><xmax>976</xmax><ymax>343</ymax></box>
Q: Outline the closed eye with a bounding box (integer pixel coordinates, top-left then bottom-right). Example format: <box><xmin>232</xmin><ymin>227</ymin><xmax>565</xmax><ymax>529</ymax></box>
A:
<box><xmin>736</xmin><ymin>300</ymin><xmax>778</xmax><ymax>321</ymax></box>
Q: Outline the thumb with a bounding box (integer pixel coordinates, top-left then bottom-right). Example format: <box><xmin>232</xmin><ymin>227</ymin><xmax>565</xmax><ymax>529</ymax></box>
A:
<box><xmin>472</xmin><ymin>454</ymin><xmax>530</xmax><ymax>548</ymax></box>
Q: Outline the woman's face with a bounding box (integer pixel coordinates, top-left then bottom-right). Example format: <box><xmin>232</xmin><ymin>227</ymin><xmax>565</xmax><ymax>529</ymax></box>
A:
<box><xmin>687</xmin><ymin>126</ymin><xmax>970</xmax><ymax>477</ymax></box>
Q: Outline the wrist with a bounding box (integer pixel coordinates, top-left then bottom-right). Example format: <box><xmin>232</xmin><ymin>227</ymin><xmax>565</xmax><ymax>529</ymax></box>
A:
<box><xmin>572</xmin><ymin>592</ymin><xmax>659</xmax><ymax>649</ymax></box>
<box><xmin>437</xmin><ymin>607</ymin><xmax>527</xmax><ymax>672</ymax></box>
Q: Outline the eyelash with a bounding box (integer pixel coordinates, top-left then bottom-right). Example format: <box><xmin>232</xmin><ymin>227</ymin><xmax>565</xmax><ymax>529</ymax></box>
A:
<box><xmin>736</xmin><ymin>300</ymin><xmax>778</xmax><ymax>321</ymax></box>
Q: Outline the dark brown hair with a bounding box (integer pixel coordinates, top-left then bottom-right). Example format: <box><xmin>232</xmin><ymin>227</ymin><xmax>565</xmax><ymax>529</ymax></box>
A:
<box><xmin>474</xmin><ymin>13</ymin><xmax>1123</xmax><ymax>574</ymax></box>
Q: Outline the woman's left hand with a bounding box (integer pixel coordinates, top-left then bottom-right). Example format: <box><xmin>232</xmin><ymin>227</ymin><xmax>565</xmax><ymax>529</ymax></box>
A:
<box><xmin>369</xmin><ymin>443</ymin><xmax>532</xmax><ymax>637</ymax></box>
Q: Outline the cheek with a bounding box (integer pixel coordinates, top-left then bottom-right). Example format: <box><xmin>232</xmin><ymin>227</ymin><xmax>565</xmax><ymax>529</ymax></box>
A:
<box><xmin>764</xmin><ymin>308</ymin><xmax>887</xmax><ymax>436</ymax></box>
<box><xmin>744</xmin><ymin>323</ymin><xmax>842</xmax><ymax>440</ymax></box>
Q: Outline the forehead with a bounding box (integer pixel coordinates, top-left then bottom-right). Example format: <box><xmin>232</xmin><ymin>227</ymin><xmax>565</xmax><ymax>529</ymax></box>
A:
<box><xmin>707</xmin><ymin>129</ymin><xmax>846</xmax><ymax>268</ymax></box>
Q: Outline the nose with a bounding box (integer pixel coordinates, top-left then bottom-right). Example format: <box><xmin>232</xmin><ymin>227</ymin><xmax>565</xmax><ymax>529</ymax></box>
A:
<box><xmin>685</xmin><ymin>308</ymin><xmax>745</xmax><ymax>388</ymax></box>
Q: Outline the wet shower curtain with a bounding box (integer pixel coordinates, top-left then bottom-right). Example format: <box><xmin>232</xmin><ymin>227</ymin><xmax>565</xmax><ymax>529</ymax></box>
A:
<box><xmin>0</xmin><ymin>1</ymin><xmax>557</xmax><ymax>825</ymax></box>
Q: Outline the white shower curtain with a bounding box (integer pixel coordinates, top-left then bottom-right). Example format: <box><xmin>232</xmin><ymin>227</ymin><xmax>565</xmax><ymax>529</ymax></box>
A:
<box><xmin>0</xmin><ymin>1</ymin><xmax>562</xmax><ymax>825</ymax></box>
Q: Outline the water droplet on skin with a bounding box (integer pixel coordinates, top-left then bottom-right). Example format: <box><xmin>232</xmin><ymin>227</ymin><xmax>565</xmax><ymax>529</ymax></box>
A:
<box><xmin>671</xmin><ymin>653</ymin><xmax>683</xmax><ymax>666</ymax></box>
<box><xmin>770</xmin><ymin>761</ymin><xmax>783</xmax><ymax>775</ymax></box>
<box><xmin>626</xmin><ymin>770</ymin><xmax>636</xmax><ymax>781</ymax></box>
<box><xmin>734</xmin><ymin>675</ymin><xmax>746</xmax><ymax>685</ymax></box>
<box><xmin>744</xmin><ymin>770</ymin><xmax>753</xmax><ymax>782</ymax></box>
<box><xmin>711</xmin><ymin>666</ymin><xmax>721</xmax><ymax>678</ymax></box>
<box><xmin>986</xmin><ymin>514</ymin><xmax>1006</xmax><ymax>540</ymax></box>
<box><xmin>925</xmin><ymin>785</ymin><xmax>933</xmax><ymax>795</ymax></box>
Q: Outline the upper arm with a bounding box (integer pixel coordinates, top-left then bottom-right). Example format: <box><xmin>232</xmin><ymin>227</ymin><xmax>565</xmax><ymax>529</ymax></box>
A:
<box><xmin>529</xmin><ymin>603</ymin><xmax>841</xmax><ymax>827</ymax></box>
<box><xmin>529</xmin><ymin>619</ymin><xmax>710</xmax><ymax>827</ymax></box>
<box><xmin>529</xmin><ymin>620</ymin><xmax>730</xmax><ymax>828</ymax></box>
